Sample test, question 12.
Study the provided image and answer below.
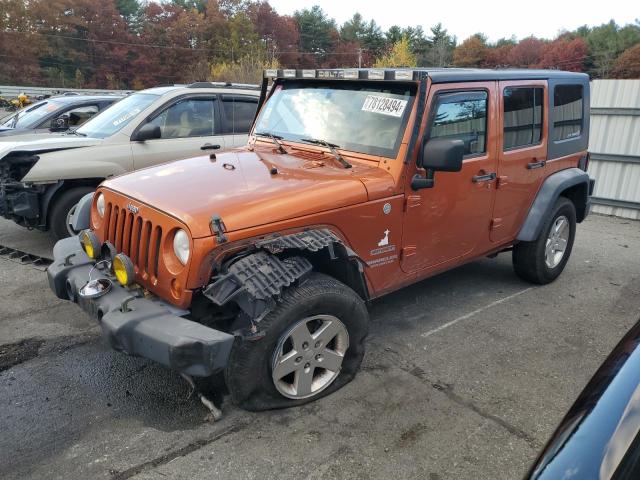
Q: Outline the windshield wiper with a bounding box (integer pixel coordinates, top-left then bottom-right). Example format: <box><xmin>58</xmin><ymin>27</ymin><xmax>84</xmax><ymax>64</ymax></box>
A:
<box><xmin>300</xmin><ymin>138</ymin><xmax>352</xmax><ymax>169</ymax></box>
<box><xmin>255</xmin><ymin>131</ymin><xmax>287</xmax><ymax>154</ymax></box>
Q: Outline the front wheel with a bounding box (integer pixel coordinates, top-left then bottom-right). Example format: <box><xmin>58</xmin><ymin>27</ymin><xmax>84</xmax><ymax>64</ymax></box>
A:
<box><xmin>49</xmin><ymin>187</ymin><xmax>95</xmax><ymax>240</ymax></box>
<box><xmin>225</xmin><ymin>273</ymin><xmax>369</xmax><ymax>411</ymax></box>
<box><xmin>513</xmin><ymin>197</ymin><xmax>576</xmax><ymax>284</ymax></box>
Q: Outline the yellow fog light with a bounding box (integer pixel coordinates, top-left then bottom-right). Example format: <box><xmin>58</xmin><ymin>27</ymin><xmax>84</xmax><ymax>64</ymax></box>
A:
<box><xmin>79</xmin><ymin>230</ymin><xmax>100</xmax><ymax>259</ymax></box>
<box><xmin>113</xmin><ymin>253</ymin><xmax>136</xmax><ymax>287</ymax></box>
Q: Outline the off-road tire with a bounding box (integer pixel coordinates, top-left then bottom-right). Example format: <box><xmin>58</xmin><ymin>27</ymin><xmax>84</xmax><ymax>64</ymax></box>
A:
<box><xmin>513</xmin><ymin>196</ymin><xmax>576</xmax><ymax>284</ymax></box>
<box><xmin>225</xmin><ymin>273</ymin><xmax>369</xmax><ymax>411</ymax></box>
<box><xmin>49</xmin><ymin>187</ymin><xmax>95</xmax><ymax>240</ymax></box>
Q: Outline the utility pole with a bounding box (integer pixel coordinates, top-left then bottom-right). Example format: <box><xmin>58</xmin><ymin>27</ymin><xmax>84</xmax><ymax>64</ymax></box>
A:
<box><xmin>358</xmin><ymin>48</ymin><xmax>362</xmax><ymax>68</ymax></box>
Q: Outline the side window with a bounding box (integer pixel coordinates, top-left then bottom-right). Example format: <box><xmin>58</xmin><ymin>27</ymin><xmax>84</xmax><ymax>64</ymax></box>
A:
<box><xmin>428</xmin><ymin>91</ymin><xmax>488</xmax><ymax>157</ymax></box>
<box><xmin>147</xmin><ymin>98</ymin><xmax>215</xmax><ymax>139</ymax></box>
<box><xmin>221</xmin><ymin>96</ymin><xmax>258</xmax><ymax>134</ymax></box>
<box><xmin>503</xmin><ymin>87</ymin><xmax>544</xmax><ymax>150</ymax></box>
<box><xmin>66</xmin><ymin>105</ymin><xmax>99</xmax><ymax>127</ymax></box>
<box><xmin>553</xmin><ymin>85</ymin><xmax>583</xmax><ymax>141</ymax></box>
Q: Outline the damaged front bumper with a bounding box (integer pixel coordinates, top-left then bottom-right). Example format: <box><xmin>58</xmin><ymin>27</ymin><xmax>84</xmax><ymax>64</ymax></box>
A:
<box><xmin>0</xmin><ymin>180</ymin><xmax>44</xmax><ymax>227</ymax></box>
<box><xmin>47</xmin><ymin>237</ymin><xmax>234</xmax><ymax>377</ymax></box>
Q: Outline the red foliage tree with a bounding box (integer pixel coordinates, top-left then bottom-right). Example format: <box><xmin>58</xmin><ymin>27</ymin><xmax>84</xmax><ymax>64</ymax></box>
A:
<box><xmin>247</xmin><ymin>1</ymin><xmax>300</xmax><ymax>67</ymax></box>
<box><xmin>611</xmin><ymin>44</ymin><xmax>640</xmax><ymax>78</ymax></box>
<box><xmin>482</xmin><ymin>44</ymin><xmax>514</xmax><ymax>68</ymax></box>
<box><xmin>538</xmin><ymin>37</ymin><xmax>588</xmax><ymax>71</ymax></box>
<box><xmin>507</xmin><ymin>37</ymin><xmax>546</xmax><ymax>67</ymax></box>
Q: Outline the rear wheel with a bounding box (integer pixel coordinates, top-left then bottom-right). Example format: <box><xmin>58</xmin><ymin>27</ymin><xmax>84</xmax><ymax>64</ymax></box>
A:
<box><xmin>225</xmin><ymin>273</ymin><xmax>368</xmax><ymax>411</ymax></box>
<box><xmin>49</xmin><ymin>187</ymin><xmax>94</xmax><ymax>240</ymax></box>
<box><xmin>513</xmin><ymin>197</ymin><xmax>576</xmax><ymax>284</ymax></box>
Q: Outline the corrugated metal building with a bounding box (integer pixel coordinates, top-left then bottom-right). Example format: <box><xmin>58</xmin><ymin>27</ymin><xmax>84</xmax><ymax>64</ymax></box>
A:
<box><xmin>589</xmin><ymin>80</ymin><xmax>640</xmax><ymax>220</ymax></box>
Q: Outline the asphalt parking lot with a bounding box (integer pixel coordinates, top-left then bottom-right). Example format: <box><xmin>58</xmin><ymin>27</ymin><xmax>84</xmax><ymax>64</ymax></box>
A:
<box><xmin>1</xmin><ymin>214</ymin><xmax>639</xmax><ymax>480</ymax></box>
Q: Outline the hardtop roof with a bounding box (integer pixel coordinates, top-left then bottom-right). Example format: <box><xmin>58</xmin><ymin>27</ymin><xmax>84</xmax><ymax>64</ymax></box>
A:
<box><xmin>265</xmin><ymin>67</ymin><xmax>589</xmax><ymax>83</ymax></box>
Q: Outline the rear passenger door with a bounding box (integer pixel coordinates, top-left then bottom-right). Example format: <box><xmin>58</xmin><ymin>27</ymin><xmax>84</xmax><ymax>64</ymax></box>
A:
<box><xmin>130</xmin><ymin>96</ymin><xmax>224</xmax><ymax>170</ymax></box>
<box><xmin>219</xmin><ymin>95</ymin><xmax>258</xmax><ymax>147</ymax></box>
<box><xmin>491</xmin><ymin>81</ymin><xmax>548</xmax><ymax>243</ymax></box>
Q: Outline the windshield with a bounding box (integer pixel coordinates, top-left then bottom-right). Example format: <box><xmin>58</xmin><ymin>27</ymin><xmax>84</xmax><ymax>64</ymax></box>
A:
<box><xmin>254</xmin><ymin>81</ymin><xmax>415</xmax><ymax>158</ymax></box>
<box><xmin>1</xmin><ymin>100</ymin><xmax>63</xmax><ymax>129</ymax></box>
<box><xmin>76</xmin><ymin>93</ymin><xmax>158</xmax><ymax>139</ymax></box>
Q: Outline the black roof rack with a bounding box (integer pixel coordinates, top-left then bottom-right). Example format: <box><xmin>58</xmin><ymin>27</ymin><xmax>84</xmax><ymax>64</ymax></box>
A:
<box><xmin>187</xmin><ymin>81</ymin><xmax>260</xmax><ymax>90</ymax></box>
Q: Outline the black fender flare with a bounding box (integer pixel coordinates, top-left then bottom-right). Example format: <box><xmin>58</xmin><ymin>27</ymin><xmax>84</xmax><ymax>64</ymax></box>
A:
<box><xmin>69</xmin><ymin>191</ymin><xmax>94</xmax><ymax>232</ymax></box>
<box><xmin>517</xmin><ymin>168</ymin><xmax>591</xmax><ymax>242</ymax></box>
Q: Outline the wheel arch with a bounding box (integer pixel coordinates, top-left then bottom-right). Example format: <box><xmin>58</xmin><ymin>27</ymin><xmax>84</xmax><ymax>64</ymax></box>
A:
<box><xmin>202</xmin><ymin>228</ymin><xmax>370</xmax><ymax>331</ymax></box>
<box><xmin>517</xmin><ymin>168</ymin><xmax>590</xmax><ymax>242</ymax></box>
<box><xmin>44</xmin><ymin>178</ymin><xmax>103</xmax><ymax>228</ymax></box>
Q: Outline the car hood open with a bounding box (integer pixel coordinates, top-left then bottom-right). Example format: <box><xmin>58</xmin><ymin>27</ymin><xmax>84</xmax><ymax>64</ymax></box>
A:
<box><xmin>102</xmin><ymin>147</ymin><xmax>393</xmax><ymax>238</ymax></box>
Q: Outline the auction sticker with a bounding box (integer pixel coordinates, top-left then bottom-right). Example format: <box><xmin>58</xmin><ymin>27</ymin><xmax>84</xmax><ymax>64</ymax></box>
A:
<box><xmin>362</xmin><ymin>95</ymin><xmax>407</xmax><ymax>117</ymax></box>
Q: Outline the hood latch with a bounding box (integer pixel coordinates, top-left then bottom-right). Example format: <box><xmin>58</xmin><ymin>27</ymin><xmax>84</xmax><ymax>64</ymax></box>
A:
<box><xmin>210</xmin><ymin>214</ymin><xmax>228</xmax><ymax>243</ymax></box>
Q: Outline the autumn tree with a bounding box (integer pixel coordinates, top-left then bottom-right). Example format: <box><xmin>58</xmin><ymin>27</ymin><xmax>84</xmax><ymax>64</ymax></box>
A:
<box><xmin>538</xmin><ymin>36</ymin><xmax>588</xmax><ymax>71</ymax></box>
<box><xmin>0</xmin><ymin>0</ymin><xmax>47</xmax><ymax>85</ymax></box>
<box><xmin>507</xmin><ymin>36</ymin><xmax>545</xmax><ymax>67</ymax></box>
<box><xmin>453</xmin><ymin>34</ymin><xmax>488</xmax><ymax>67</ymax></box>
<box><xmin>247</xmin><ymin>2</ymin><xmax>299</xmax><ymax>66</ymax></box>
<box><xmin>611</xmin><ymin>44</ymin><xmax>640</xmax><ymax>78</ymax></box>
<box><xmin>374</xmin><ymin>36</ymin><xmax>417</xmax><ymax>68</ymax></box>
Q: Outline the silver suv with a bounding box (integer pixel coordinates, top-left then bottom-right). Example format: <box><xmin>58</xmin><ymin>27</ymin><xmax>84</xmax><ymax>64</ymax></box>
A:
<box><xmin>0</xmin><ymin>82</ymin><xmax>259</xmax><ymax>239</ymax></box>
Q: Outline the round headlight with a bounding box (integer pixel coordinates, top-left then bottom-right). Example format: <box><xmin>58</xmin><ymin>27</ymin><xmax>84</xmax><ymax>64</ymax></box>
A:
<box><xmin>96</xmin><ymin>193</ymin><xmax>105</xmax><ymax>218</ymax></box>
<box><xmin>79</xmin><ymin>230</ymin><xmax>100</xmax><ymax>259</ymax></box>
<box><xmin>173</xmin><ymin>229</ymin><xmax>190</xmax><ymax>265</ymax></box>
<box><xmin>113</xmin><ymin>253</ymin><xmax>135</xmax><ymax>287</ymax></box>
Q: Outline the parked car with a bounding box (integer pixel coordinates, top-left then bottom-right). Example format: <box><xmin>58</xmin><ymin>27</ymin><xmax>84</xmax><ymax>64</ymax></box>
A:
<box><xmin>0</xmin><ymin>94</ymin><xmax>121</xmax><ymax>137</ymax></box>
<box><xmin>48</xmin><ymin>68</ymin><xmax>594</xmax><ymax>411</ymax></box>
<box><xmin>0</xmin><ymin>82</ymin><xmax>259</xmax><ymax>239</ymax></box>
<box><xmin>526</xmin><ymin>316</ymin><xmax>640</xmax><ymax>480</ymax></box>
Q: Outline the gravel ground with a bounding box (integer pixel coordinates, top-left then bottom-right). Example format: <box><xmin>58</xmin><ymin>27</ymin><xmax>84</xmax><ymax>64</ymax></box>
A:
<box><xmin>0</xmin><ymin>214</ymin><xmax>639</xmax><ymax>480</ymax></box>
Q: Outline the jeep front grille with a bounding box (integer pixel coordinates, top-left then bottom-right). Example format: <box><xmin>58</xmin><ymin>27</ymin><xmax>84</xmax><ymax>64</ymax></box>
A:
<box><xmin>104</xmin><ymin>202</ymin><xmax>163</xmax><ymax>282</ymax></box>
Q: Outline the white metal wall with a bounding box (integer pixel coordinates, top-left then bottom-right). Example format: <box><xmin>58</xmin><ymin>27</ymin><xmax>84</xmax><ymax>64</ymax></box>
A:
<box><xmin>588</xmin><ymin>79</ymin><xmax>640</xmax><ymax>220</ymax></box>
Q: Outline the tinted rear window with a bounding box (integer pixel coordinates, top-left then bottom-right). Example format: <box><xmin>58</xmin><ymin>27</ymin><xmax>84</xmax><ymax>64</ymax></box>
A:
<box><xmin>553</xmin><ymin>85</ymin><xmax>583</xmax><ymax>141</ymax></box>
<box><xmin>222</xmin><ymin>97</ymin><xmax>258</xmax><ymax>134</ymax></box>
<box><xmin>503</xmin><ymin>87</ymin><xmax>544</xmax><ymax>150</ymax></box>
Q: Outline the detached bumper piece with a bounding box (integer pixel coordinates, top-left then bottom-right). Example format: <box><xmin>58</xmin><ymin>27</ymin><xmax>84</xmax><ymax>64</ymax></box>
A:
<box><xmin>204</xmin><ymin>251</ymin><xmax>312</xmax><ymax>321</ymax></box>
<box><xmin>47</xmin><ymin>237</ymin><xmax>234</xmax><ymax>377</ymax></box>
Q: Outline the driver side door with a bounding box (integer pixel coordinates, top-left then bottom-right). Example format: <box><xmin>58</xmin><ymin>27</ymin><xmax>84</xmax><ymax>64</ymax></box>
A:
<box><xmin>401</xmin><ymin>81</ymin><xmax>498</xmax><ymax>273</ymax></box>
<box><xmin>130</xmin><ymin>96</ymin><xmax>226</xmax><ymax>170</ymax></box>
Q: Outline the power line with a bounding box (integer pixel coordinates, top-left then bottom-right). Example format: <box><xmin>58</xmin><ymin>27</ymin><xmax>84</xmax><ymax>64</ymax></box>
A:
<box><xmin>0</xmin><ymin>30</ymin><xmax>370</xmax><ymax>56</ymax></box>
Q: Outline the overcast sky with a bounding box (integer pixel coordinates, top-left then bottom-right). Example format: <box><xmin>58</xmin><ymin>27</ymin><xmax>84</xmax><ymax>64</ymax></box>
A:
<box><xmin>268</xmin><ymin>0</ymin><xmax>639</xmax><ymax>42</ymax></box>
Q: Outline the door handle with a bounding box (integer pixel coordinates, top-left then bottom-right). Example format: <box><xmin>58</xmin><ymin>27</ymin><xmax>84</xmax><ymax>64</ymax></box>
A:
<box><xmin>201</xmin><ymin>143</ymin><xmax>221</xmax><ymax>150</ymax></box>
<box><xmin>527</xmin><ymin>160</ymin><xmax>546</xmax><ymax>169</ymax></box>
<box><xmin>472</xmin><ymin>172</ymin><xmax>497</xmax><ymax>183</ymax></box>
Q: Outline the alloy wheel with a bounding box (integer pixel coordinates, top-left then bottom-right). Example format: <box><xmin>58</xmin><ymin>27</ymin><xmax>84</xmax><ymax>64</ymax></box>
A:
<box><xmin>271</xmin><ymin>314</ymin><xmax>349</xmax><ymax>400</ymax></box>
<box><xmin>545</xmin><ymin>215</ymin><xmax>570</xmax><ymax>269</ymax></box>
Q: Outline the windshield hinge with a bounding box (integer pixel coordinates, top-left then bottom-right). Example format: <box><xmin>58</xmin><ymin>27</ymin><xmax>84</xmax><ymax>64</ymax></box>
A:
<box><xmin>210</xmin><ymin>214</ymin><xmax>228</xmax><ymax>243</ymax></box>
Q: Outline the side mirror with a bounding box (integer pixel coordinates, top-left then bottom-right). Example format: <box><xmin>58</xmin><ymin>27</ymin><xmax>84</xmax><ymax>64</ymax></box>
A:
<box><xmin>51</xmin><ymin>114</ymin><xmax>70</xmax><ymax>131</ymax></box>
<box><xmin>419</xmin><ymin>138</ymin><xmax>465</xmax><ymax>172</ymax></box>
<box><xmin>133</xmin><ymin>123</ymin><xmax>161</xmax><ymax>142</ymax></box>
<box><xmin>412</xmin><ymin>138</ymin><xmax>465</xmax><ymax>190</ymax></box>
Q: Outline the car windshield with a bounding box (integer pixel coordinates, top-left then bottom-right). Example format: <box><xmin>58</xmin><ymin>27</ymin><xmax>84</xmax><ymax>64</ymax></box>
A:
<box><xmin>1</xmin><ymin>100</ymin><xmax>63</xmax><ymax>129</ymax></box>
<box><xmin>254</xmin><ymin>81</ymin><xmax>416</xmax><ymax>158</ymax></box>
<box><xmin>76</xmin><ymin>93</ymin><xmax>158</xmax><ymax>139</ymax></box>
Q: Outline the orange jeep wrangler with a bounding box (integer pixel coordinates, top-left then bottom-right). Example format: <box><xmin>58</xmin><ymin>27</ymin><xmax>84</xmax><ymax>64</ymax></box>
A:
<box><xmin>48</xmin><ymin>68</ymin><xmax>594</xmax><ymax>411</ymax></box>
